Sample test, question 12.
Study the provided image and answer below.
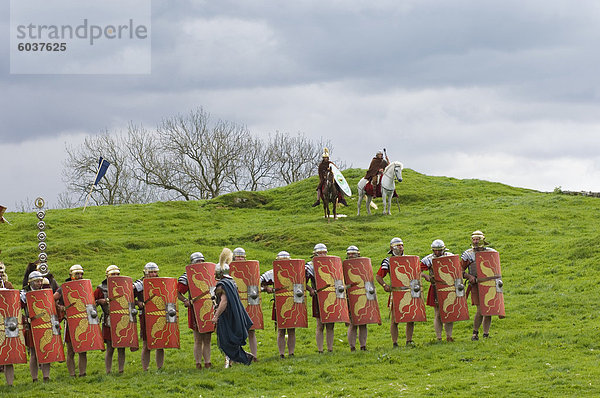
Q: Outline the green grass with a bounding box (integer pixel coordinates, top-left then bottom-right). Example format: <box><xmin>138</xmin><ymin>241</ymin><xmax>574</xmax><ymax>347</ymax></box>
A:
<box><xmin>1</xmin><ymin>168</ymin><xmax>599</xmax><ymax>396</ymax></box>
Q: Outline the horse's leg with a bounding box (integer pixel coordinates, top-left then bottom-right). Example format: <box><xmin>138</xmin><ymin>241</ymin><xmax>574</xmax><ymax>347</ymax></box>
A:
<box><xmin>357</xmin><ymin>189</ymin><xmax>362</xmax><ymax>216</ymax></box>
<box><xmin>366</xmin><ymin>195</ymin><xmax>372</xmax><ymax>215</ymax></box>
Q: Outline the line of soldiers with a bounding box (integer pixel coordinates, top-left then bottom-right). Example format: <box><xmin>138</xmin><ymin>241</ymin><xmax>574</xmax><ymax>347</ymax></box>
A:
<box><xmin>0</xmin><ymin>230</ymin><xmax>504</xmax><ymax>386</ymax></box>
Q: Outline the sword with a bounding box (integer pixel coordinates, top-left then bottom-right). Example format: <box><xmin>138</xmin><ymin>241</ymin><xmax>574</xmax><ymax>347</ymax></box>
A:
<box><xmin>190</xmin><ymin>290</ymin><xmax>212</xmax><ymax>303</ymax></box>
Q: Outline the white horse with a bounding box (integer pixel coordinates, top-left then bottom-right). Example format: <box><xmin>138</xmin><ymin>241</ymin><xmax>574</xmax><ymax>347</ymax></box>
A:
<box><xmin>357</xmin><ymin>161</ymin><xmax>403</xmax><ymax>215</ymax></box>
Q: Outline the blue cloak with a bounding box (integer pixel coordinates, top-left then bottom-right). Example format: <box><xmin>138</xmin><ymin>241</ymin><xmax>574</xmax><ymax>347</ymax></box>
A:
<box><xmin>216</xmin><ymin>277</ymin><xmax>254</xmax><ymax>365</ymax></box>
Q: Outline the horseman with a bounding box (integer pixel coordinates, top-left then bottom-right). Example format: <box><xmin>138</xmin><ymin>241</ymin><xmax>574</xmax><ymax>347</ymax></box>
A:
<box><xmin>312</xmin><ymin>148</ymin><xmax>348</xmax><ymax>207</ymax></box>
<box><xmin>364</xmin><ymin>150</ymin><xmax>389</xmax><ymax>195</ymax></box>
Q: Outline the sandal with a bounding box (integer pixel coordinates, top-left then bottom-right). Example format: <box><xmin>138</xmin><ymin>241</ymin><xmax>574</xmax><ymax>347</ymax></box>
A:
<box><xmin>471</xmin><ymin>331</ymin><xmax>479</xmax><ymax>341</ymax></box>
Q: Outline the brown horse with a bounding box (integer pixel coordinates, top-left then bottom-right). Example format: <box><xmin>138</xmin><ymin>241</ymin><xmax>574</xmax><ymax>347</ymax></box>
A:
<box><xmin>322</xmin><ymin>168</ymin><xmax>338</xmax><ymax>222</ymax></box>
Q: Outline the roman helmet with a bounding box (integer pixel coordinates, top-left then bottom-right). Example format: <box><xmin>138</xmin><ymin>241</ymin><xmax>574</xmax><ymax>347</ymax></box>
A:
<box><xmin>190</xmin><ymin>252</ymin><xmax>205</xmax><ymax>264</ymax></box>
<box><xmin>0</xmin><ymin>262</ymin><xmax>5</xmax><ymax>275</ymax></box>
<box><xmin>388</xmin><ymin>237</ymin><xmax>404</xmax><ymax>254</ymax></box>
<box><xmin>106</xmin><ymin>265</ymin><xmax>120</xmax><ymax>277</ymax></box>
<box><xmin>322</xmin><ymin>148</ymin><xmax>330</xmax><ymax>158</ymax></box>
<box><xmin>143</xmin><ymin>262</ymin><xmax>159</xmax><ymax>275</ymax></box>
<box><xmin>233</xmin><ymin>247</ymin><xmax>246</xmax><ymax>258</ymax></box>
<box><xmin>276</xmin><ymin>251</ymin><xmax>291</xmax><ymax>260</ymax></box>
<box><xmin>431</xmin><ymin>239</ymin><xmax>446</xmax><ymax>250</ymax></box>
<box><xmin>69</xmin><ymin>264</ymin><xmax>84</xmax><ymax>277</ymax></box>
<box><xmin>313</xmin><ymin>243</ymin><xmax>328</xmax><ymax>256</ymax></box>
<box><xmin>346</xmin><ymin>245</ymin><xmax>360</xmax><ymax>256</ymax></box>
<box><xmin>28</xmin><ymin>270</ymin><xmax>44</xmax><ymax>284</ymax></box>
<box><xmin>471</xmin><ymin>230</ymin><xmax>488</xmax><ymax>248</ymax></box>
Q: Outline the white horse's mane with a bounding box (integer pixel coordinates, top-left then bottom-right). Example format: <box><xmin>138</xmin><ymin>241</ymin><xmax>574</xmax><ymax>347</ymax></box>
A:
<box><xmin>384</xmin><ymin>161</ymin><xmax>404</xmax><ymax>173</ymax></box>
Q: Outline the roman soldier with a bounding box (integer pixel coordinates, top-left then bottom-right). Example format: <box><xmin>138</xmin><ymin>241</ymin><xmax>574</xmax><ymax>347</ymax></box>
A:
<box><xmin>0</xmin><ymin>262</ymin><xmax>13</xmax><ymax>289</ymax></box>
<box><xmin>94</xmin><ymin>265</ymin><xmax>127</xmax><ymax>374</ymax></box>
<box><xmin>54</xmin><ymin>264</ymin><xmax>88</xmax><ymax>377</ymax></box>
<box><xmin>421</xmin><ymin>239</ymin><xmax>455</xmax><ymax>342</ymax></box>
<box><xmin>231</xmin><ymin>247</ymin><xmax>258</xmax><ymax>360</ymax></box>
<box><xmin>178</xmin><ymin>252</ymin><xmax>213</xmax><ymax>370</ymax></box>
<box><xmin>134</xmin><ymin>262</ymin><xmax>165</xmax><ymax>371</ymax></box>
<box><xmin>21</xmin><ymin>271</ymin><xmax>51</xmax><ymax>382</ymax></box>
<box><xmin>364</xmin><ymin>150</ymin><xmax>389</xmax><ymax>196</ymax></box>
<box><xmin>375</xmin><ymin>237</ymin><xmax>416</xmax><ymax>347</ymax></box>
<box><xmin>345</xmin><ymin>245</ymin><xmax>368</xmax><ymax>351</ymax></box>
<box><xmin>461</xmin><ymin>230</ymin><xmax>499</xmax><ymax>341</ymax></box>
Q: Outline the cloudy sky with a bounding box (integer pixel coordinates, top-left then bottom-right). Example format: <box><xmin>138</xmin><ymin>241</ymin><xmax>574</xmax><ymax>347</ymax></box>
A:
<box><xmin>2</xmin><ymin>0</ymin><xmax>600</xmax><ymax>209</ymax></box>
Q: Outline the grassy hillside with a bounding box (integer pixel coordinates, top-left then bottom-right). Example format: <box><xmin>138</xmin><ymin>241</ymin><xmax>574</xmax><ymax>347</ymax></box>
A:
<box><xmin>1</xmin><ymin>168</ymin><xmax>599</xmax><ymax>397</ymax></box>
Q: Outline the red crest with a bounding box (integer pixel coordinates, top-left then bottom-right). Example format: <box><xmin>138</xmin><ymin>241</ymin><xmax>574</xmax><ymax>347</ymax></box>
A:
<box><xmin>312</xmin><ymin>256</ymin><xmax>350</xmax><ymax>324</ymax></box>
<box><xmin>389</xmin><ymin>256</ymin><xmax>427</xmax><ymax>322</ymax></box>
<box><xmin>62</xmin><ymin>279</ymin><xmax>104</xmax><ymax>352</ymax></box>
<box><xmin>273</xmin><ymin>259</ymin><xmax>308</xmax><ymax>329</ymax></box>
<box><xmin>143</xmin><ymin>277</ymin><xmax>180</xmax><ymax>349</ymax></box>
<box><xmin>186</xmin><ymin>263</ymin><xmax>216</xmax><ymax>333</ymax></box>
<box><xmin>0</xmin><ymin>289</ymin><xmax>27</xmax><ymax>365</ymax></box>
<box><xmin>26</xmin><ymin>289</ymin><xmax>65</xmax><ymax>364</ymax></box>
<box><xmin>432</xmin><ymin>255</ymin><xmax>469</xmax><ymax>323</ymax></box>
<box><xmin>108</xmin><ymin>276</ymin><xmax>139</xmax><ymax>348</ymax></box>
<box><xmin>475</xmin><ymin>251</ymin><xmax>505</xmax><ymax>317</ymax></box>
<box><xmin>230</xmin><ymin>260</ymin><xmax>264</xmax><ymax>330</ymax></box>
<box><xmin>342</xmin><ymin>257</ymin><xmax>381</xmax><ymax>325</ymax></box>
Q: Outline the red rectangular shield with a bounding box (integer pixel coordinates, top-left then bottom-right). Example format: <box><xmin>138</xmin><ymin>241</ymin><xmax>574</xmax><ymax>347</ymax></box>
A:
<box><xmin>476</xmin><ymin>251</ymin><xmax>505</xmax><ymax>317</ymax></box>
<box><xmin>0</xmin><ymin>289</ymin><xmax>27</xmax><ymax>365</ymax></box>
<box><xmin>143</xmin><ymin>277</ymin><xmax>180</xmax><ymax>349</ymax></box>
<box><xmin>273</xmin><ymin>259</ymin><xmax>308</xmax><ymax>329</ymax></box>
<box><xmin>230</xmin><ymin>260</ymin><xmax>264</xmax><ymax>330</ymax></box>
<box><xmin>432</xmin><ymin>255</ymin><xmax>469</xmax><ymax>323</ymax></box>
<box><xmin>62</xmin><ymin>279</ymin><xmax>104</xmax><ymax>353</ymax></box>
<box><xmin>342</xmin><ymin>257</ymin><xmax>381</xmax><ymax>325</ymax></box>
<box><xmin>389</xmin><ymin>256</ymin><xmax>427</xmax><ymax>323</ymax></box>
<box><xmin>312</xmin><ymin>256</ymin><xmax>350</xmax><ymax>324</ymax></box>
<box><xmin>186</xmin><ymin>263</ymin><xmax>216</xmax><ymax>333</ymax></box>
<box><xmin>26</xmin><ymin>289</ymin><xmax>65</xmax><ymax>364</ymax></box>
<box><xmin>108</xmin><ymin>276</ymin><xmax>139</xmax><ymax>348</ymax></box>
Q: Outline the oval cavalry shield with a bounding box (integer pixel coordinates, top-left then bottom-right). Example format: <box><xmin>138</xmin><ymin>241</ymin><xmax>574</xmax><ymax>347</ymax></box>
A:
<box><xmin>108</xmin><ymin>276</ymin><xmax>139</xmax><ymax>348</ymax></box>
<box><xmin>389</xmin><ymin>256</ymin><xmax>427</xmax><ymax>323</ymax></box>
<box><xmin>230</xmin><ymin>260</ymin><xmax>264</xmax><ymax>330</ymax></box>
<box><xmin>475</xmin><ymin>251</ymin><xmax>505</xmax><ymax>317</ymax></box>
<box><xmin>62</xmin><ymin>279</ymin><xmax>104</xmax><ymax>352</ymax></box>
<box><xmin>186</xmin><ymin>262</ymin><xmax>216</xmax><ymax>333</ymax></box>
<box><xmin>143</xmin><ymin>277</ymin><xmax>180</xmax><ymax>349</ymax></box>
<box><xmin>313</xmin><ymin>256</ymin><xmax>350</xmax><ymax>324</ymax></box>
<box><xmin>273</xmin><ymin>259</ymin><xmax>308</xmax><ymax>329</ymax></box>
<box><xmin>342</xmin><ymin>257</ymin><xmax>381</xmax><ymax>325</ymax></box>
<box><xmin>0</xmin><ymin>289</ymin><xmax>27</xmax><ymax>365</ymax></box>
<box><xmin>26</xmin><ymin>289</ymin><xmax>65</xmax><ymax>364</ymax></box>
<box><xmin>432</xmin><ymin>255</ymin><xmax>469</xmax><ymax>323</ymax></box>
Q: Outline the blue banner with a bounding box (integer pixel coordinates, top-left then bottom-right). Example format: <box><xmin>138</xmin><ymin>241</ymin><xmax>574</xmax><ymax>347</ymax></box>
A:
<box><xmin>94</xmin><ymin>157</ymin><xmax>110</xmax><ymax>185</ymax></box>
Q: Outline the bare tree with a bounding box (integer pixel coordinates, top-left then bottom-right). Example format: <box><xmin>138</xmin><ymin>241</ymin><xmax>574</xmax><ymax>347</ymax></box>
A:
<box><xmin>62</xmin><ymin>132</ymin><xmax>156</xmax><ymax>206</ymax></box>
<box><xmin>227</xmin><ymin>135</ymin><xmax>277</xmax><ymax>191</ymax></box>
<box><xmin>127</xmin><ymin>123</ymin><xmax>197</xmax><ymax>201</ymax></box>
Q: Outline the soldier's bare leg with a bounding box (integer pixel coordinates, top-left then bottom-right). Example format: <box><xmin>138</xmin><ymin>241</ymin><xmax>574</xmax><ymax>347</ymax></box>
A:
<box><xmin>473</xmin><ymin>306</ymin><xmax>483</xmax><ymax>339</ymax></box>
<box><xmin>358</xmin><ymin>325</ymin><xmax>367</xmax><ymax>349</ymax></box>
<box><xmin>390</xmin><ymin>322</ymin><xmax>399</xmax><ymax>346</ymax></box>
<box><xmin>434</xmin><ymin>307</ymin><xmax>443</xmax><ymax>340</ymax></box>
<box><xmin>277</xmin><ymin>329</ymin><xmax>286</xmax><ymax>357</ymax></box>
<box><xmin>325</xmin><ymin>323</ymin><xmax>335</xmax><ymax>352</ymax></box>
<box><xmin>66</xmin><ymin>341</ymin><xmax>76</xmax><ymax>377</ymax></box>
<box><xmin>444</xmin><ymin>322</ymin><xmax>454</xmax><ymax>341</ymax></box>
<box><xmin>141</xmin><ymin>341</ymin><xmax>150</xmax><ymax>371</ymax></box>
<box><xmin>287</xmin><ymin>329</ymin><xmax>296</xmax><ymax>356</ymax></box>
<box><xmin>405</xmin><ymin>322</ymin><xmax>414</xmax><ymax>344</ymax></box>
<box><xmin>30</xmin><ymin>349</ymin><xmax>39</xmax><ymax>381</ymax></box>
<box><xmin>193</xmin><ymin>330</ymin><xmax>202</xmax><ymax>366</ymax></box>
<box><xmin>78</xmin><ymin>352</ymin><xmax>87</xmax><ymax>376</ymax></box>
<box><xmin>4</xmin><ymin>364</ymin><xmax>14</xmax><ymax>386</ymax></box>
<box><xmin>347</xmin><ymin>323</ymin><xmax>357</xmax><ymax>350</ymax></box>
<box><xmin>105</xmin><ymin>344</ymin><xmax>115</xmax><ymax>374</ymax></box>
<box><xmin>482</xmin><ymin>315</ymin><xmax>492</xmax><ymax>336</ymax></box>
<box><xmin>40</xmin><ymin>363</ymin><xmax>50</xmax><ymax>381</ymax></box>
<box><xmin>248</xmin><ymin>330</ymin><xmax>257</xmax><ymax>359</ymax></box>
<box><xmin>156</xmin><ymin>348</ymin><xmax>164</xmax><ymax>369</ymax></box>
<box><xmin>117</xmin><ymin>348</ymin><xmax>126</xmax><ymax>373</ymax></box>
<box><xmin>201</xmin><ymin>332</ymin><xmax>211</xmax><ymax>367</ymax></box>
<box><xmin>315</xmin><ymin>318</ymin><xmax>325</xmax><ymax>352</ymax></box>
